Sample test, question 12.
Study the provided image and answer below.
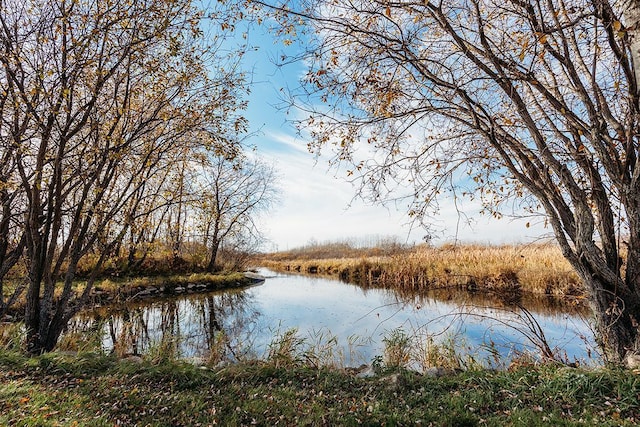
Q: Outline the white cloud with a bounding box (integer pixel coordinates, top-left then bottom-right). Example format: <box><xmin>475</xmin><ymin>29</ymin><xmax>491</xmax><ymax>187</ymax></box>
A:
<box><xmin>239</xmin><ymin>28</ymin><xmax>550</xmax><ymax>251</ymax></box>
<box><xmin>250</xmin><ymin>130</ymin><xmax>549</xmax><ymax>251</ymax></box>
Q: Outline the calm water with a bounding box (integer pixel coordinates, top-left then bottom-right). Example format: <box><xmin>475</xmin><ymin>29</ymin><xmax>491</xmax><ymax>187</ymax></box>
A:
<box><xmin>70</xmin><ymin>268</ymin><xmax>598</xmax><ymax>368</ymax></box>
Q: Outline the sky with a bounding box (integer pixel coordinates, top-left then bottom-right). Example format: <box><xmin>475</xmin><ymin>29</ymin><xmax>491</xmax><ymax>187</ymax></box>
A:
<box><xmin>235</xmin><ymin>22</ymin><xmax>552</xmax><ymax>251</ymax></box>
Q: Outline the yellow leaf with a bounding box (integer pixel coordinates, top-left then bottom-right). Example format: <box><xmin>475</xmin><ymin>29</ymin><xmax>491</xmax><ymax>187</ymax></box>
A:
<box><xmin>613</xmin><ymin>21</ymin><xmax>622</xmax><ymax>32</ymax></box>
<box><xmin>519</xmin><ymin>49</ymin><xmax>526</xmax><ymax>62</ymax></box>
<box><xmin>385</xmin><ymin>6</ymin><xmax>391</xmax><ymax>18</ymax></box>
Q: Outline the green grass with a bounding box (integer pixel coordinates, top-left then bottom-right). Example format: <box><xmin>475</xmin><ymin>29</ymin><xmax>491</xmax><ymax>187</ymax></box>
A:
<box><xmin>0</xmin><ymin>349</ymin><xmax>638</xmax><ymax>426</ymax></box>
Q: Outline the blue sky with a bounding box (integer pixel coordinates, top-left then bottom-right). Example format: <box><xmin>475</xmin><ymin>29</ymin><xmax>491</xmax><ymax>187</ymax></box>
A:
<box><xmin>234</xmin><ymin>22</ymin><xmax>550</xmax><ymax>250</ymax></box>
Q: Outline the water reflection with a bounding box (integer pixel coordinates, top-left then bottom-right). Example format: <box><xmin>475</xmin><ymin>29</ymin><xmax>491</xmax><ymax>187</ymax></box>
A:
<box><xmin>69</xmin><ymin>268</ymin><xmax>598</xmax><ymax>367</ymax></box>
<box><xmin>72</xmin><ymin>290</ymin><xmax>260</xmax><ymax>362</ymax></box>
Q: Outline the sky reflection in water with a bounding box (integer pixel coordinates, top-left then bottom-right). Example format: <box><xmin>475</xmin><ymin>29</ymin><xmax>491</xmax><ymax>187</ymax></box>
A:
<box><xmin>76</xmin><ymin>268</ymin><xmax>598</xmax><ymax>368</ymax></box>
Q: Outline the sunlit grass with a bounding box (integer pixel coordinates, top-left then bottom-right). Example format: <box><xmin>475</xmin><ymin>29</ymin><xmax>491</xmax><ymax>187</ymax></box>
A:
<box><xmin>1</xmin><ymin>242</ymin><xmax>253</xmax><ymax>318</ymax></box>
<box><xmin>3</xmin><ymin>272</ymin><xmax>251</xmax><ymax>319</ymax></box>
<box><xmin>259</xmin><ymin>243</ymin><xmax>584</xmax><ymax>299</ymax></box>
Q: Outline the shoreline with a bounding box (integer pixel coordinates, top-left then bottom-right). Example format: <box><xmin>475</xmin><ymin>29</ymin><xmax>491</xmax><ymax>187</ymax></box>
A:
<box><xmin>2</xmin><ymin>271</ymin><xmax>264</xmax><ymax>322</ymax></box>
<box><xmin>257</xmin><ymin>243</ymin><xmax>586</xmax><ymax>303</ymax></box>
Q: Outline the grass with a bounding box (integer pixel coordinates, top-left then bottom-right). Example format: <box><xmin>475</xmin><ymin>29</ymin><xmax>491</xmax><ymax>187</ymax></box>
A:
<box><xmin>259</xmin><ymin>243</ymin><xmax>584</xmax><ymax>301</ymax></box>
<box><xmin>266</xmin><ymin>238</ymin><xmax>411</xmax><ymax>260</ymax></box>
<box><xmin>0</xmin><ymin>348</ymin><xmax>638</xmax><ymax>426</ymax></box>
<box><xmin>2</xmin><ymin>271</ymin><xmax>252</xmax><ymax>320</ymax></box>
<box><xmin>1</xmin><ymin>242</ymin><xmax>257</xmax><ymax>319</ymax></box>
<box><xmin>0</xmin><ymin>242</ymin><xmax>616</xmax><ymax>424</ymax></box>
<box><xmin>87</xmin><ymin>271</ymin><xmax>250</xmax><ymax>299</ymax></box>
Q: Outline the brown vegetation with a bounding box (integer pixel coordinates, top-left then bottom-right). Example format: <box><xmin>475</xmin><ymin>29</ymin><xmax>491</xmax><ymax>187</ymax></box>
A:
<box><xmin>259</xmin><ymin>243</ymin><xmax>585</xmax><ymax>303</ymax></box>
<box><xmin>1</xmin><ymin>244</ymin><xmax>256</xmax><ymax>323</ymax></box>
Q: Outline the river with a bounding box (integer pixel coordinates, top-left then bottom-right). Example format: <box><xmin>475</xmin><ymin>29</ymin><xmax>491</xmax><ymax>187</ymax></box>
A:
<box><xmin>69</xmin><ymin>268</ymin><xmax>598</xmax><ymax>369</ymax></box>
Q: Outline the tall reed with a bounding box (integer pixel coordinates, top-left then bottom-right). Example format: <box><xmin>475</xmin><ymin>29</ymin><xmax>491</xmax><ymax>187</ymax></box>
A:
<box><xmin>258</xmin><ymin>243</ymin><xmax>583</xmax><ymax>300</ymax></box>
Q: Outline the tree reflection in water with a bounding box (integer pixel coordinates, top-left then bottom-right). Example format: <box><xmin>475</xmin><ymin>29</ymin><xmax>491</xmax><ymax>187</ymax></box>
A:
<box><xmin>70</xmin><ymin>289</ymin><xmax>259</xmax><ymax>362</ymax></box>
<box><xmin>67</xmin><ymin>270</ymin><xmax>597</xmax><ymax>368</ymax></box>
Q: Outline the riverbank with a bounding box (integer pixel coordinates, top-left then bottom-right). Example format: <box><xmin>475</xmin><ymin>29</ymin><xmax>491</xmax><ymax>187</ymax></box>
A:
<box><xmin>2</xmin><ymin>272</ymin><xmax>262</xmax><ymax>322</ymax></box>
<box><xmin>86</xmin><ymin>271</ymin><xmax>263</xmax><ymax>306</ymax></box>
<box><xmin>259</xmin><ymin>243</ymin><xmax>586</xmax><ymax>303</ymax></box>
<box><xmin>0</xmin><ymin>349</ymin><xmax>637</xmax><ymax>426</ymax></box>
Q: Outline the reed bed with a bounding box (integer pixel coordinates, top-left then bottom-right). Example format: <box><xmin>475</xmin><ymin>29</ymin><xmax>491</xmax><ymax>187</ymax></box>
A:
<box><xmin>259</xmin><ymin>243</ymin><xmax>584</xmax><ymax>301</ymax></box>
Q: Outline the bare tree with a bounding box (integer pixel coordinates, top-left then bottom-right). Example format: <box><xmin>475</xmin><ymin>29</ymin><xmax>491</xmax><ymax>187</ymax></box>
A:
<box><xmin>251</xmin><ymin>0</ymin><xmax>640</xmax><ymax>365</ymax></box>
<box><xmin>193</xmin><ymin>155</ymin><xmax>278</xmax><ymax>272</ymax></box>
<box><xmin>0</xmin><ymin>0</ymin><xmax>246</xmax><ymax>353</ymax></box>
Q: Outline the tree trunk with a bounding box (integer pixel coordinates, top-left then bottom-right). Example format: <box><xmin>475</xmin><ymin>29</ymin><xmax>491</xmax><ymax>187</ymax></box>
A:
<box><xmin>206</xmin><ymin>237</ymin><xmax>220</xmax><ymax>273</ymax></box>
<box><xmin>24</xmin><ymin>242</ymin><xmax>46</xmax><ymax>354</ymax></box>
<box><xmin>617</xmin><ymin>0</ymin><xmax>640</xmax><ymax>362</ymax></box>
<box><xmin>567</xmin><ymin>219</ymin><xmax>640</xmax><ymax>365</ymax></box>
<box><xmin>585</xmin><ymin>275</ymin><xmax>640</xmax><ymax>364</ymax></box>
<box><xmin>624</xmin><ymin>0</ymin><xmax>640</xmax><ymax>97</ymax></box>
<box><xmin>28</xmin><ymin>319</ymin><xmax>65</xmax><ymax>354</ymax></box>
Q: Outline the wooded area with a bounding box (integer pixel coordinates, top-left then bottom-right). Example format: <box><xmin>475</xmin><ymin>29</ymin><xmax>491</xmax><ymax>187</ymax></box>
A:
<box><xmin>0</xmin><ymin>0</ymin><xmax>276</xmax><ymax>353</ymax></box>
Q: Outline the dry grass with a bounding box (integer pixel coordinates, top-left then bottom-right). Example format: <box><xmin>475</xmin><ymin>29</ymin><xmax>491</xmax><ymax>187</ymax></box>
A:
<box><xmin>266</xmin><ymin>239</ymin><xmax>411</xmax><ymax>261</ymax></box>
<box><xmin>259</xmin><ymin>243</ymin><xmax>584</xmax><ymax>300</ymax></box>
<box><xmin>2</xmin><ymin>272</ymin><xmax>250</xmax><ymax>321</ymax></box>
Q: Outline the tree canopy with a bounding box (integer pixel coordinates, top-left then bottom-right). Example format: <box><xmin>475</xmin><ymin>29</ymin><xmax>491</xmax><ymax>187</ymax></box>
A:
<box><xmin>0</xmin><ymin>0</ymin><xmax>249</xmax><ymax>353</ymax></box>
<box><xmin>250</xmin><ymin>0</ymin><xmax>640</xmax><ymax>365</ymax></box>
